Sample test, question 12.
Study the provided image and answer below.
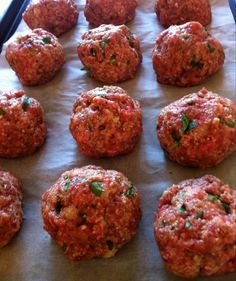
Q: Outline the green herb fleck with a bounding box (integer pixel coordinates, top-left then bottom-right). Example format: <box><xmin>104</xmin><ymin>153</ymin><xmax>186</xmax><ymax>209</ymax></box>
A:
<box><xmin>99</xmin><ymin>38</ymin><xmax>110</xmax><ymax>49</ymax></box>
<box><xmin>172</xmin><ymin>131</ymin><xmax>181</xmax><ymax>147</ymax></box>
<box><xmin>181</xmin><ymin>34</ymin><xmax>189</xmax><ymax>40</ymax></box>
<box><xmin>110</xmin><ymin>54</ymin><xmax>117</xmax><ymax>65</ymax></box>
<box><xmin>22</xmin><ymin>97</ymin><xmax>31</xmax><ymax>111</ymax></box>
<box><xmin>178</xmin><ymin>204</ymin><xmax>186</xmax><ymax>213</ymax></box>
<box><xmin>185</xmin><ymin>221</ymin><xmax>191</xmax><ymax>229</ymax></box>
<box><xmin>80</xmin><ymin>213</ymin><xmax>87</xmax><ymax>220</ymax></box>
<box><xmin>207</xmin><ymin>192</ymin><xmax>220</xmax><ymax>202</ymax></box>
<box><xmin>0</xmin><ymin>181</ymin><xmax>7</xmax><ymax>189</ymax></box>
<box><xmin>42</xmin><ymin>36</ymin><xmax>52</xmax><ymax>44</ymax></box>
<box><xmin>195</xmin><ymin>210</ymin><xmax>204</xmax><ymax>219</ymax></box>
<box><xmin>55</xmin><ymin>200</ymin><xmax>62</xmax><ymax>215</ymax></box>
<box><xmin>0</xmin><ymin>108</ymin><xmax>6</xmax><ymax>116</ymax></box>
<box><xmin>90</xmin><ymin>48</ymin><xmax>96</xmax><ymax>57</ymax></box>
<box><xmin>219</xmin><ymin>117</ymin><xmax>235</xmax><ymax>128</ymax></box>
<box><xmin>97</xmin><ymin>93</ymin><xmax>107</xmax><ymax>98</ymax></box>
<box><xmin>124</xmin><ymin>181</ymin><xmax>135</xmax><ymax>197</ymax></box>
<box><xmin>89</xmin><ymin>181</ymin><xmax>104</xmax><ymax>197</ymax></box>
<box><xmin>106</xmin><ymin>240</ymin><xmax>114</xmax><ymax>250</ymax></box>
<box><xmin>181</xmin><ymin>114</ymin><xmax>198</xmax><ymax>133</ymax></box>
<box><xmin>191</xmin><ymin>60</ymin><xmax>204</xmax><ymax>69</ymax></box>
<box><xmin>221</xmin><ymin>202</ymin><xmax>230</xmax><ymax>214</ymax></box>
<box><xmin>64</xmin><ymin>179</ymin><xmax>71</xmax><ymax>191</ymax></box>
<box><xmin>207</xmin><ymin>43</ymin><xmax>215</xmax><ymax>53</ymax></box>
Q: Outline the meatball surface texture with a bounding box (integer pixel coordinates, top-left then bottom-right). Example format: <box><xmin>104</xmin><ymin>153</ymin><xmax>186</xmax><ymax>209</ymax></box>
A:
<box><xmin>0</xmin><ymin>90</ymin><xmax>47</xmax><ymax>158</ymax></box>
<box><xmin>70</xmin><ymin>86</ymin><xmax>142</xmax><ymax>158</ymax></box>
<box><xmin>5</xmin><ymin>28</ymin><xmax>65</xmax><ymax>86</ymax></box>
<box><xmin>23</xmin><ymin>0</ymin><xmax>79</xmax><ymax>37</ymax></box>
<box><xmin>84</xmin><ymin>0</ymin><xmax>137</xmax><ymax>27</ymax></box>
<box><xmin>154</xmin><ymin>175</ymin><xmax>236</xmax><ymax>278</ymax></box>
<box><xmin>155</xmin><ymin>0</ymin><xmax>211</xmax><ymax>27</ymax></box>
<box><xmin>77</xmin><ymin>24</ymin><xmax>142</xmax><ymax>83</ymax></box>
<box><xmin>157</xmin><ymin>88</ymin><xmax>236</xmax><ymax>168</ymax></box>
<box><xmin>0</xmin><ymin>171</ymin><xmax>23</xmax><ymax>248</ymax></box>
<box><xmin>41</xmin><ymin>165</ymin><xmax>141</xmax><ymax>261</ymax></box>
<box><xmin>152</xmin><ymin>22</ymin><xmax>224</xmax><ymax>87</ymax></box>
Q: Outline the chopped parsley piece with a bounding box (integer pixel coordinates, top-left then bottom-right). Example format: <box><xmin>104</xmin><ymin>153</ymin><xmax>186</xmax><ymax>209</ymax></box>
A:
<box><xmin>42</xmin><ymin>36</ymin><xmax>52</xmax><ymax>44</ymax></box>
<box><xmin>99</xmin><ymin>38</ymin><xmax>110</xmax><ymax>49</ymax></box>
<box><xmin>106</xmin><ymin>240</ymin><xmax>114</xmax><ymax>250</ymax></box>
<box><xmin>221</xmin><ymin>202</ymin><xmax>230</xmax><ymax>214</ymax></box>
<box><xmin>80</xmin><ymin>213</ymin><xmax>87</xmax><ymax>220</ymax></box>
<box><xmin>181</xmin><ymin>34</ymin><xmax>189</xmax><ymax>40</ymax></box>
<box><xmin>124</xmin><ymin>181</ymin><xmax>135</xmax><ymax>197</ymax></box>
<box><xmin>89</xmin><ymin>182</ymin><xmax>104</xmax><ymax>197</ymax></box>
<box><xmin>190</xmin><ymin>60</ymin><xmax>204</xmax><ymax>69</ymax></box>
<box><xmin>181</xmin><ymin>114</ymin><xmax>198</xmax><ymax>133</ymax></box>
<box><xmin>110</xmin><ymin>54</ymin><xmax>117</xmax><ymax>65</ymax></box>
<box><xmin>207</xmin><ymin>43</ymin><xmax>215</xmax><ymax>53</ymax></box>
<box><xmin>178</xmin><ymin>204</ymin><xmax>186</xmax><ymax>213</ymax></box>
<box><xmin>172</xmin><ymin>131</ymin><xmax>181</xmax><ymax>147</ymax></box>
<box><xmin>55</xmin><ymin>199</ymin><xmax>62</xmax><ymax>215</ymax></box>
<box><xmin>90</xmin><ymin>48</ymin><xmax>96</xmax><ymax>57</ymax></box>
<box><xmin>64</xmin><ymin>179</ymin><xmax>71</xmax><ymax>191</ymax></box>
<box><xmin>22</xmin><ymin>97</ymin><xmax>31</xmax><ymax>111</ymax></box>
<box><xmin>0</xmin><ymin>108</ymin><xmax>6</xmax><ymax>115</ymax></box>
<box><xmin>195</xmin><ymin>210</ymin><xmax>204</xmax><ymax>219</ymax></box>
<box><xmin>185</xmin><ymin>221</ymin><xmax>191</xmax><ymax>229</ymax></box>
<box><xmin>207</xmin><ymin>192</ymin><xmax>219</xmax><ymax>202</ymax></box>
<box><xmin>207</xmin><ymin>192</ymin><xmax>230</xmax><ymax>214</ymax></box>
<box><xmin>219</xmin><ymin>117</ymin><xmax>235</xmax><ymax>128</ymax></box>
<box><xmin>97</xmin><ymin>93</ymin><xmax>107</xmax><ymax>98</ymax></box>
<box><xmin>0</xmin><ymin>181</ymin><xmax>7</xmax><ymax>189</ymax></box>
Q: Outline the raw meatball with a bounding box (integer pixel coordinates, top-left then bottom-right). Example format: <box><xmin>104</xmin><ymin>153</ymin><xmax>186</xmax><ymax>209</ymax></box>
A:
<box><xmin>156</xmin><ymin>88</ymin><xmax>236</xmax><ymax>168</ymax></box>
<box><xmin>0</xmin><ymin>171</ymin><xmax>23</xmax><ymax>248</ymax></box>
<box><xmin>155</xmin><ymin>0</ymin><xmax>211</xmax><ymax>27</ymax></box>
<box><xmin>5</xmin><ymin>28</ymin><xmax>65</xmax><ymax>86</ymax></box>
<box><xmin>69</xmin><ymin>86</ymin><xmax>142</xmax><ymax>158</ymax></box>
<box><xmin>77</xmin><ymin>24</ymin><xmax>142</xmax><ymax>83</ymax></box>
<box><xmin>84</xmin><ymin>0</ymin><xmax>137</xmax><ymax>27</ymax></box>
<box><xmin>23</xmin><ymin>0</ymin><xmax>79</xmax><ymax>37</ymax></box>
<box><xmin>154</xmin><ymin>175</ymin><xmax>236</xmax><ymax>278</ymax></box>
<box><xmin>0</xmin><ymin>90</ymin><xmax>47</xmax><ymax>158</ymax></box>
<box><xmin>152</xmin><ymin>21</ymin><xmax>225</xmax><ymax>87</ymax></box>
<box><xmin>41</xmin><ymin>165</ymin><xmax>141</xmax><ymax>261</ymax></box>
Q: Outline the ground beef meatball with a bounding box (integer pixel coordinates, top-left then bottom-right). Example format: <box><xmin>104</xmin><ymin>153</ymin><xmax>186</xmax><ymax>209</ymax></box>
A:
<box><xmin>155</xmin><ymin>0</ymin><xmax>211</xmax><ymax>27</ymax></box>
<box><xmin>152</xmin><ymin>21</ymin><xmax>225</xmax><ymax>87</ymax></box>
<box><xmin>0</xmin><ymin>90</ymin><xmax>47</xmax><ymax>158</ymax></box>
<box><xmin>41</xmin><ymin>165</ymin><xmax>141</xmax><ymax>261</ymax></box>
<box><xmin>0</xmin><ymin>171</ymin><xmax>23</xmax><ymax>248</ymax></box>
<box><xmin>22</xmin><ymin>0</ymin><xmax>79</xmax><ymax>37</ymax></box>
<box><xmin>77</xmin><ymin>24</ymin><xmax>142</xmax><ymax>83</ymax></box>
<box><xmin>69</xmin><ymin>86</ymin><xmax>142</xmax><ymax>158</ymax></box>
<box><xmin>84</xmin><ymin>0</ymin><xmax>137</xmax><ymax>27</ymax></box>
<box><xmin>154</xmin><ymin>175</ymin><xmax>236</xmax><ymax>278</ymax></box>
<box><xmin>157</xmin><ymin>88</ymin><xmax>236</xmax><ymax>168</ymax></box>
<box><xmin>5</xmin><ymin>28</ymin><xmax>65</xmax><ymax>86</ymax></box>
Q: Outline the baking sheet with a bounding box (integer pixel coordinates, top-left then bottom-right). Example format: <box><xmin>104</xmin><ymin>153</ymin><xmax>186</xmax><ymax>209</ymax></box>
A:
<box><xmin>0</xmin><ymin>0</ymin><xmax>235</xmax><ymax>280</ymax></box>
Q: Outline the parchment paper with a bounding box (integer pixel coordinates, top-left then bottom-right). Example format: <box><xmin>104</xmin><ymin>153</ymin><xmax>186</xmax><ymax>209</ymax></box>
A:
<box><xmin>0</xmin><ymin>1</ymin><xmax>235</xmax><ymax>280</ymax></box>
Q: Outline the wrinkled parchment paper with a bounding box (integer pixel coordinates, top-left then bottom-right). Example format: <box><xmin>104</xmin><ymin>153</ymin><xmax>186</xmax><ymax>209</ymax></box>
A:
<box><xmin>0</xmin><ymin>1</ymin><xmax>235</xmax><ymax>280</ymax></box>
